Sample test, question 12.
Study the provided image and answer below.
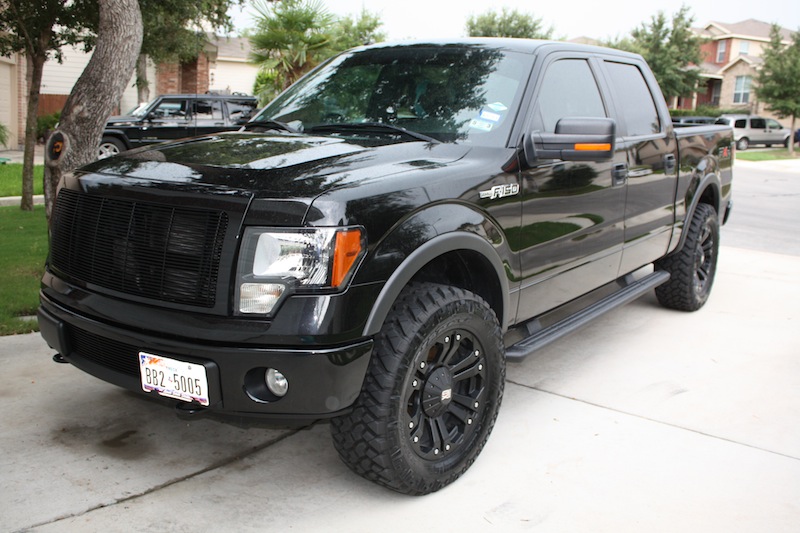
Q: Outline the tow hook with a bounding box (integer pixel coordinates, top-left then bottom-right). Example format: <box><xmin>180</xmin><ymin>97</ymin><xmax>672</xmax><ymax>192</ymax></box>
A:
<box><xmin>175</xmin><ymin>402</ymin><xmax>208</xmax><ymax>420</ymax></box>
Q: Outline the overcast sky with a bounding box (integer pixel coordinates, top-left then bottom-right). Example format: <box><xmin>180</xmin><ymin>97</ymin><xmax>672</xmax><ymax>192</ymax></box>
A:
<box><xmin>229</xmin><ymin>0</ymin><xmax>800</xmax><ymax>42</ymax></box>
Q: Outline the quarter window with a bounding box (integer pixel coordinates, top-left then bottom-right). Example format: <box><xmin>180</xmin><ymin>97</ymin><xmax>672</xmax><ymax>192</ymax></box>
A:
<box><xmin>604</xmin><ymin>62</ymin><xmax>660</xmax><ymax>136</ymax></box>
<box><xmin>535</xmin><ymin>59</ymin><xmax>606</xmax><ymax>133</ymax></box>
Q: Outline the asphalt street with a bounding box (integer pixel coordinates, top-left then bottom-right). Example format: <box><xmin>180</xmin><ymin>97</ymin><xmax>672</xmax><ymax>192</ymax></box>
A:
<box><xmin>0</xmin><ymin>159</ymin><xmax>798</xmax><ymax>532</ymax></box>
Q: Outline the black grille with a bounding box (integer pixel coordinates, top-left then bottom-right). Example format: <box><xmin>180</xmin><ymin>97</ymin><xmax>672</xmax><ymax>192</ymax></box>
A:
<box><xmin>70</xmin><ymin>326</ymin><xmax>140</xmax><ymax>377</ymax></box>
<box><xmin>50</xmin><ymin>189</ymin><xmax>228</xmax><ymax>308</ymax></box>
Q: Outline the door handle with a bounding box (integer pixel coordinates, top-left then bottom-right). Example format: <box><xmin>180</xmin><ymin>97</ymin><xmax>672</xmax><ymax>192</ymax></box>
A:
<box><xmin>612</xmin><ymin>163</ymin><xmax>628</xmax><ymax>186</ymax></box>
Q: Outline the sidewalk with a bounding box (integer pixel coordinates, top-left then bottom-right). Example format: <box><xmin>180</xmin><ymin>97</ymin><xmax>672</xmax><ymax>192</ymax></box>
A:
<box><xmin>0</xmin><ymin>145</ymin><xmax>45</xmax><ymax>164</ymax></box>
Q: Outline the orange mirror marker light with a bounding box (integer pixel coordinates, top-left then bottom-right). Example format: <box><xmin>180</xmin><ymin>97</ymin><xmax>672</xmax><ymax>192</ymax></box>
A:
<box><xmin>574</xmin><ymin>143</ymin><xmax>612</xmax><ymax>151</ymax></box>
<box><xmin>331</xmin><ymin>229</ymin><xmax>363</xmax><ymax>288</ymax></box>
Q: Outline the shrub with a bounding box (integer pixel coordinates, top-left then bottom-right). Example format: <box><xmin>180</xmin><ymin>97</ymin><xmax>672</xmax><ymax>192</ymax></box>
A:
<box><xmin>36</xmin><ymin>112</ymin><xmax>60</xmax><ymax>142</ymax></box>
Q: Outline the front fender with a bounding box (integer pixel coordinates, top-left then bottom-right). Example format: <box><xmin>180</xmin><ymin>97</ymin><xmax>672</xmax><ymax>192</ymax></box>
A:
<box><xmin>359</xmin><ymin>204</ymin><xmax>515</xmax><ymax>336</ymax></box>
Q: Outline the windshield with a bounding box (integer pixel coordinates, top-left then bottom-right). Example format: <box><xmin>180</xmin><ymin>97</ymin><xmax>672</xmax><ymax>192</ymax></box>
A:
<box><xmin>254</xmin><ymin>45</ymin><xmax>532</xmax><ymax>146</ymax></box>
<box><xmin>126</xmin><ymin>102</ymin><xmax>150</xmax><ymax>117</ymax></box>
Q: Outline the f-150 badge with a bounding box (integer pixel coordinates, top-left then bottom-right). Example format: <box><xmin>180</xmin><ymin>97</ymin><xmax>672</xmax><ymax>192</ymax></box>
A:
<box><xmin>480</xmin><ymin>183</ymin><xmax>520</xmax><ymax>200</ymax></box>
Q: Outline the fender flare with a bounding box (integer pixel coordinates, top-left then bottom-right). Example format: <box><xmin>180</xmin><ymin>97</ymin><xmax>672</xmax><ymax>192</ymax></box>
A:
<box><xmin>672</xmin><ymin>170</ymin><xmax>722</xmax><ymax>255</ymax></box>
<box><xmin>362</xmin><ymin>231</ymin><xmax>511</xmax><ymax>336</ymax></box>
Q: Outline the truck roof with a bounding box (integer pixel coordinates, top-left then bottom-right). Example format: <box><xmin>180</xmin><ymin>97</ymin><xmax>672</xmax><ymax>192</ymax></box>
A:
<box><xmin>357</xmin><ymin>38</ymin><xmax>643</xmax><ymax>61</ymax></box>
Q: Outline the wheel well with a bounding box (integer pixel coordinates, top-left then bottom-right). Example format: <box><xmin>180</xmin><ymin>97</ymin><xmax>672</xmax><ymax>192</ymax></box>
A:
<box><xmin>409</xmin><ymin>249</ymin><xmax>504</xmax><ymax>326</ymax></box>
<box><xmin>698</xmin><ymin>185</ymin><xmax>719</xmax><ymax>214</ymax></box>
<box><xmin>102</xmin><ymin>134</ymin><xmax>128</xmax><ymax>149</ymax></box>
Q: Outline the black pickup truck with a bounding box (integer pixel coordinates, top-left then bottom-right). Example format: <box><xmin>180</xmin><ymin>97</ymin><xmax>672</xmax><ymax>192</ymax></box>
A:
<box><xmin>39</xmin><ymin>39</ymin><xmax>733</xmax><ymax>495</ymax></box>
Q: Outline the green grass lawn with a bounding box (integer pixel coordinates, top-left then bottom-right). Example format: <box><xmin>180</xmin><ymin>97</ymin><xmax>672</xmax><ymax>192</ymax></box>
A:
<box><xmin>0</xmin><ymin>205</ymin><xmax>48</xmax><ymax>335</ymax></box>
<box><xmin>0</xmin><ymin>163</ymin><xmax>45</xmax><ymax>197</ymax></box>
<box><xmin>736</xmin><ymin>149</ymin><xmax>800</xmax><ymax>161</ymax></box>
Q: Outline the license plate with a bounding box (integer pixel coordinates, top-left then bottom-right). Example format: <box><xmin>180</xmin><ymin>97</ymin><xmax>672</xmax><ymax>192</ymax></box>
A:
<box><xmin>139</xmin><ymin>352</ymin><xmax>209</xmax><ymax>406</ymax></box>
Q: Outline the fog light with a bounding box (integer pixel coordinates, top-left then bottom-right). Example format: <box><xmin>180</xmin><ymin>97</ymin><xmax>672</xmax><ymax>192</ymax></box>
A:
<box><xmin>239</xmin><ymin>283</ymin><xmax>285</xmax><ymax>314</ymax></box>
<box><xmin>265</xmin><ymin>368</ymin><xmax>288</xmax><ymax>397</ymax></box>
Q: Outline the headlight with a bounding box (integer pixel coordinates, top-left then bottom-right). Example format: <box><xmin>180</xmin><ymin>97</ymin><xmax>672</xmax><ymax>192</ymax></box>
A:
<box><xmin>235</xmin><ymin>227</ymin><xmax>365</xmax><ymax>315</ymax></box>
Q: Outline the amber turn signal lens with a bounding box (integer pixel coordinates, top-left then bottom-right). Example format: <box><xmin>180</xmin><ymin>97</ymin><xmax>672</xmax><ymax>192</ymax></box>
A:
<box><xmin>331</xmin><ymin>229</ymin><xmax>363</xmax><ymax>288</ymax></box>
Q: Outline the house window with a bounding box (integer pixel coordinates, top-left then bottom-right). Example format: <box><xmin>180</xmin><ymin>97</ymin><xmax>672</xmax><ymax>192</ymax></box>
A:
<box><xmin>739</xmin><ymin>41</ymin><xmax>750</xmax><ymax>55</ymax></box>
<box><xmin>716</xmin><ymin>40</ymin><xmax>727</xmax><ymax>63</ymax></box>
<box><xmin>734</xmin><ymin>76</ymin><xmax>752</xmax><ymax>104</ymax></box>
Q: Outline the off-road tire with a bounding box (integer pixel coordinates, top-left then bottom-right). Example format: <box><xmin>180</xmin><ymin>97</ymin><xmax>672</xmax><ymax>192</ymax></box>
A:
<box><xmin>330</xmin><ymin>282</ymin><xmax>505</xmax><ymax>495</ymax></box>
<box><xmin>655</xmin><ymin>203</ymin><xmax>719</xmax><ymax>311</ymax></box>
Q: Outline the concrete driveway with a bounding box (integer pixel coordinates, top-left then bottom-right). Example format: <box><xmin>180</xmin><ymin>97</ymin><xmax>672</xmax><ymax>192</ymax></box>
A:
<box><xmin>1</xmin><ymin>162</ymin><xmax>799</xmax><ymax>532</ymax></box>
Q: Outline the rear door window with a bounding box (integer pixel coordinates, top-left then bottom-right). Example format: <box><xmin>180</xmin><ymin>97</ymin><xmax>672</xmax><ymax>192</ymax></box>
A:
<box><xmin>604</xmin><ymin>62</ymin><xmax>660</xmax><ymax>136</ymax></box>
<box><xmin>193</xmin><ymin>99</ymin><xmax>224</xmax><ymax>123</ymax></box>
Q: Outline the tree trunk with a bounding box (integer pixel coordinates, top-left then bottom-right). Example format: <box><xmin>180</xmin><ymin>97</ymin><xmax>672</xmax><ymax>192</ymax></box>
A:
<box><xmin>136</xmin><ymin>53</ymin><xmax>150</xmax><ymax>104</ymax></box>
<box><xmin>21</xmin><ymin>53</ymin><xmax>45</xmax><ymax>212</ymax></box>
<box><xmin>44</xmin><ymin>0</ymin><xmax>143</xmax><ymax>223</ymax></box>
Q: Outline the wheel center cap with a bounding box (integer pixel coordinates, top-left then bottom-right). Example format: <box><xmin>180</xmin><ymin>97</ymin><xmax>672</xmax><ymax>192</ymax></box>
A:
<box><xmin>422</xmin><ymin>367</ymin><xmax>454</xmax><ymax>417</ymax></box>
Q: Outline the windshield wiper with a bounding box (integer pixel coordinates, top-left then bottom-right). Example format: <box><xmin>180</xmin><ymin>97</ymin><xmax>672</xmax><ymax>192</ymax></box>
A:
<box><xmin>307</xmin><ymin>122</ymin><xmax>440</xmax><ymax>144</ymax></box>
<box><xmin>242</xmin><ymin>119</ymin><xmax>299</xmax><ymax>133</ymax></box>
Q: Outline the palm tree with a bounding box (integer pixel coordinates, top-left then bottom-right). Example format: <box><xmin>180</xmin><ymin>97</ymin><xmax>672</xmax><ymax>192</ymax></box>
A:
<box><xmin>249</xmin><ymin>0</ymin><xmax>333</xmax><ymax>90</ymax></box>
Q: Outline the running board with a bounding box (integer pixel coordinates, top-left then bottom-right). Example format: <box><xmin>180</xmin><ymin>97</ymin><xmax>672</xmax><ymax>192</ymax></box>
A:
<box><xmin>505</xmin><ymin>270</ymin><xmax>670</xmax><ymax>361</ymax></box>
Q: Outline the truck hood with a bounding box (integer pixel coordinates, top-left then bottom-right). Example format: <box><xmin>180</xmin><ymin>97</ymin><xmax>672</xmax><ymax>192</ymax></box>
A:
<box><xmin>78</xmin><ymin>132</ymin><xmax>471</xmax><ymax>201</ymax></box>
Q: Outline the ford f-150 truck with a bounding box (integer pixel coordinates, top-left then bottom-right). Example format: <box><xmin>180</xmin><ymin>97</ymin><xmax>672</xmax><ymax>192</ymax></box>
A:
<box><xmin>39</xmin><ymin>39</ymin><xmax>733</xmax><ymax>495</ymax></box>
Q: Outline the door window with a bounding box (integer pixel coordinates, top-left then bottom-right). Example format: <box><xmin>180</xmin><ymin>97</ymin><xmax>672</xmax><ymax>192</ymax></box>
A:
<box><xmin>193</xmin><ymin>100</ymin><xmax>224</xmax><ymax>122</ymax></box>
<box><xmin>150</xmin><ymin>99</ymin><xmax>190</xmax><ymax>120</ymax></box>
<box><xmin>535</xmin><ymin>59</ymin><xmax>606</xmax><ymax>133</ymax></box>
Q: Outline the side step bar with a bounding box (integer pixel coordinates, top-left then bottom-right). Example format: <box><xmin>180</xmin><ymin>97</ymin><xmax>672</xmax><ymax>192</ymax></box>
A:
<box><xmin>505</xmin><ymin>270</ymin><xmax>670</xmax><ymax>361</ymax></box>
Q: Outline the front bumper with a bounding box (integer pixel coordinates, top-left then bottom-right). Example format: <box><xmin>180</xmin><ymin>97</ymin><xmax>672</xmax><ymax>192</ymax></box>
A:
<box><xmin>38</xmin><ymin>296</ymin><xmax>373</xmax><ymax>421</ymax></box>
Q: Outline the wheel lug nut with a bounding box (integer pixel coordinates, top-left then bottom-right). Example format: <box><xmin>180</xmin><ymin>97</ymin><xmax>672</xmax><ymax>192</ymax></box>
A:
<box><xmin>467</xmin><ymin>418</ymin><xmax>473</xmax><ymax>425</ymax></box>
<box><xmin>420</xmin><ymin>362</ymin><xmax>426</xmax><ymax>369</ymax></box>
<box><xmin>475</xmin><ymin>350</ymin><xmax>480</xmax><ymax>356</ymax></box>
<box><xmin>409</xmin><ymin>421</ymin><xmax>414</xmax><ymax>429</ymax></box>
<box><xmin>412</xmin><ymin>379</ymin><xmax>418</xmax><ymax>387</ymax></box>
<box><xmin>478</xmin><ymin>364</ymin><xmax>483</xmax><ymax>371</ymax></box>
<box><xmin>434</xmin><ymin>448</ymin><xmax>439</xmax><ymax>455</ymax></box>
<box><xmin>413</xmin><ymin>436</ymin><xmax>419</xmax><ymax>443</ymax></box>
<box><xmin>444</xmin><ymin>336</ymin><xmax>450</xmax><ymax>343</ymax></box>
<box><xmin>456</xmin><ymin>334</ymin><xmax>461</xmax><ymax>341</ymax></box>
<box><xmin>445</xmin><ymin>444</ymin><xmax>451</xmax><ymax>451</ymax></box>
<box><xmin>474</xmin><ymin>401</ymin><xmax>479</xmax><ymax>408</ymax></box>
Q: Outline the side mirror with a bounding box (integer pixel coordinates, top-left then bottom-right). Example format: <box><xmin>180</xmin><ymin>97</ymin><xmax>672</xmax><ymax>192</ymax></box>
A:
<box><xmin>523</xmin><ymin>117</ymin><xmax>616</xmax><ymax>166</ymax></box>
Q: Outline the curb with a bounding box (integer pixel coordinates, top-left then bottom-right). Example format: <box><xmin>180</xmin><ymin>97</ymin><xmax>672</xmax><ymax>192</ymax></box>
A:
<box><xmin>0</xmin><ymin>195</ymin><xmax>45</xmax><ymax>207</ymax></box>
